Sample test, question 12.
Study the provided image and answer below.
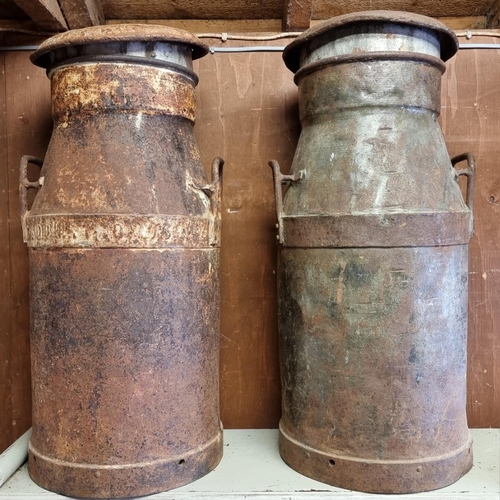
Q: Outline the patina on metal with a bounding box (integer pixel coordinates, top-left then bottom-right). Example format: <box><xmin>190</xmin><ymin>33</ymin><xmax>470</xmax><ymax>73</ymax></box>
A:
<box><xmin>270</xmin><ymin>11</ymin><xmax>474</xmax><ymax>494</ymax></box>
<box><xmin>22</xmin><ymin>24</ymin><xmax>223</xmax><ymax>499</ymax></box>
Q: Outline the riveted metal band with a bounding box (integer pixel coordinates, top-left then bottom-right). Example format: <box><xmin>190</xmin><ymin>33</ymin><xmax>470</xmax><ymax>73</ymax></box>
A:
<box><xmin>281</xmin><ymin>211</ymin><xmax>471</xmax><ymax>248</ymax></box>
<box><xmin>23</xmin><ymin>214</ymin><xmax>217</xmax><ymax>249</ymax></box>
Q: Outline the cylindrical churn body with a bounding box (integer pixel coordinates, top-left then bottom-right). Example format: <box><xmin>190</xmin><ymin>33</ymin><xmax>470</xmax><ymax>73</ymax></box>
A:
<box><xmin>21</xmin><ymin>25</ymin><xmax>223</xmax><ymax>498</ymax></box>
<box><xmin>270</xmin><ymin>11</ymin><xmax>475</xmax><ymax>494</ymax></box>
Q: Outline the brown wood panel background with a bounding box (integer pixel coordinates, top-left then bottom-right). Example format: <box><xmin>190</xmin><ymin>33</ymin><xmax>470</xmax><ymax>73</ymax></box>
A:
<box><xmin>0</xmin><ymin>51</ymin><xmax>11</xmax><ymax>452</ymax></box>
<box><xmin>0</xmin><ymin>36</ymin><xmax>499</xmax><ymax>452</ymax></box>
<box><xmin>441</xmin><ymin>37</ymin><xmax>500</xmax><ymax>428</ymax></box>
<box><xmin>0</xmin><ymin>48</ymin><xmax>51</xmax><ymax>452</ymax></box>
<box><xmin>194</xmin><ymin>41</ymin><xmax>300</xmax><ymax>427</ymax></box>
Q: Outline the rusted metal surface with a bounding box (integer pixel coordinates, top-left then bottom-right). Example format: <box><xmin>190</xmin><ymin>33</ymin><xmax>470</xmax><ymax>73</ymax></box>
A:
<box><xmin>31</xmin><ymin>24</ymin><xmax>209</xmax><ymax>68</ymax></box>
<box><xmin>28</xmin><ymin>249</ymin><xmax>221</xmax><ymax>498</ymax></box>
<box><xmin>22</xmin><ymin>26</ymin><xmax>223</xmax><ymax>498</ymax></box>
<box><xmin>270</xmin><ymin>11</ymin><xmax>474</xmax><ymax>494</ymax></box>
<box><xmin>50</xmin><ymin>64</ymin><xmax>198</xmax><ymax>122</ymax></box>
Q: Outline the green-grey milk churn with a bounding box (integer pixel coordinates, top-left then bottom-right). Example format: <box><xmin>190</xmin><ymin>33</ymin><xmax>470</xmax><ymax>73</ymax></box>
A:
<box><xmin>270</xmin><ymin>10</ymin><xmax>475</xmax><ymax>494</ymax></box>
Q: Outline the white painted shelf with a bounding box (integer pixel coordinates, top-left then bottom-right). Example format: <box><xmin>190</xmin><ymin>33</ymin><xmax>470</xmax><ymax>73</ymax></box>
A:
<box><xmin>0</xmin><ymin>429</ymin><xmax>498</xmax><ymax>500</ymax></box>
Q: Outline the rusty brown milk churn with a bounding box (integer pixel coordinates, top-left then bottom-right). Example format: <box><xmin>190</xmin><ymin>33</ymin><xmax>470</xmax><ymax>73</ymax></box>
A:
<box><xmin>20</xmin><ymin>25</ymin><xmax>223</xmax><ymax>498</ymax></box>
<box><xmin>269</xmin><ymin>11</ymin><xmax>475</xmax><ymax>494</ymax></box>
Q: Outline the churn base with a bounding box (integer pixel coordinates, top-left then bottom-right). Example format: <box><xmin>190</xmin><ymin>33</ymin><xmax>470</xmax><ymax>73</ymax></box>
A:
<box><xmin>279</xmin><ymin>424</ymin><xmax>473</xmax><ymax>494</ymax></box>
<box><xmin>28</xmin><ymin>429</ymin><xmax>223</xmax><ymax>499</ymax></box>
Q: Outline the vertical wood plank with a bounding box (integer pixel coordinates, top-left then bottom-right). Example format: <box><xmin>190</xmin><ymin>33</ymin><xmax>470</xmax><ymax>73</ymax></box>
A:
<box><xmin>441</xmin><ymin>39</ymin><xmax>500</xmax><ymax>428</ymax></box>
<box><xmin>0</xmin><ymin>52</ymin><xmax>13</xmax><ymax>453</ymax></box>
<box><xmin>5</xmin><ymin>50</ymin><xmax>51</xmax><ymax>442</ymax></box>
<box><xmin>195</xmin><ymin>40</ymin><xmax>300</xmax><ymax>428</ymax></box>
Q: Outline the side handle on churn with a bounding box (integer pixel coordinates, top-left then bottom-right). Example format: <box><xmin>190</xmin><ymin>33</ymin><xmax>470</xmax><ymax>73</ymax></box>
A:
<box><xmin>268</xmin><ymin>160</ymin><xmax>305</xmax><ymax>244</ymax></box>
<box><xmin>19</xmin><ymin>155</ymin><xmax>44</xmax><ymax>243</ymax></box>
<box><xmin>451</xmin><ymin>152</ymin><xmax>476</xmax><ymax>234</ymax></box>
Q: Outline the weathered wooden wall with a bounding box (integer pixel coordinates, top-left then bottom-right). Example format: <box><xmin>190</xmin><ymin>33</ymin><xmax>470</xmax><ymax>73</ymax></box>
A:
<box><xmin>194</xmin><ymin>41</ymin><xmax>300</xmax><ymax>428</ymax></box>
<box><xmin>0</xmin><ymin>36</ymin><xmax>499</xmax><ymax>452</ymax></box>
<box><xmin>441</xmin><ymin>37</ymin><xmax>500</xmax><ymax>428</ymax></box>
<box><xmin>0</xmin><ymin>47</ymin><xmax>51</xmax><ymax>452</ymax></box>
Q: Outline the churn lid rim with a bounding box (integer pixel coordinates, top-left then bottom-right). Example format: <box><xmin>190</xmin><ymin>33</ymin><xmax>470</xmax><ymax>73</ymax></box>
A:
<box><xmin>31</xmin><ymin>24</ymin><xmax>209</xmax><ymax>68</ymax></box>
<box><xmin>283</xmin><ymin>10</ymin><xmax>459</xmax><ymax>73</ymax></box>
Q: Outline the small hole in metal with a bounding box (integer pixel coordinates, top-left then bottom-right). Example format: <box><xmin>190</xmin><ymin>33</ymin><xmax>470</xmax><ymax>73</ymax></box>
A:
<box><xmin>488</xmin><ymin>196</ymin><xmax>496</xmax><ymax>203</ymax></box>
<box><xmin>416</xmin><ymin>466</ymin><xmax>422</xmax><ymax>473</ymax></box>
<box><xmin>329</xmin><ymin>459</ymin><xmax>335</xmax><ymax>466</ymax></box>
<box><xmin>179</xmin><ymin>459</ymin><xmax>185</xmax><ymax>465</ymax></box>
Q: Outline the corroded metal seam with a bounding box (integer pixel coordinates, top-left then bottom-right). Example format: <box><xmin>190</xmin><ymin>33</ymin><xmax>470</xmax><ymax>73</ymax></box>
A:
<box><xmin>279</xmin><ymin>424</ymin><xmax>473</xmax><ymax>494</ymax></box>
<box><xmin>294</xmin><ymin>51</ymin><xmax>446</xmax><ymax>83</ymax></box>
<box><xmin>281</xmin><ymin>212</ymin><xmax>472</xmax><ymax>248</ymax></box>
<box><xmin>23</xmin><ymin>214</ymin><xmax>218</xmax><ymax>249</ymax></box>
<box><xmin>29</xmin><ymin>428</ymin><xmax>222</xmax><ymax>497</ymax></box>
<box><xmin>29</xmin><ymin>431</ymin><xmax>222</xmax><ymax>470</ymax></box>
<box><xmin>280</xmin><ymin>422</ymin><xmax>472</xmax><ymax>465</ymax></box>
<box><xmin>49</xmin><ymin>55</ymin><xmax>199</xmax><ymax>84</ymax></box>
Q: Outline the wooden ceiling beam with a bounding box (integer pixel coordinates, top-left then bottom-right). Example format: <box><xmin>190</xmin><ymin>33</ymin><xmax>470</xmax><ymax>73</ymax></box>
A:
<box><xmin>58</xmin><ymin>0</ymin><xmax>104</xmax><ymax>29</ymax></box>
<box><xmin>312</xmin><ymin>0</ymin><xmax>498</xmax><ymax>19</ymax></box>
<box><xmin>0</xmin><ymin>19</ymin><xmax>54</xmax><ymax>35</ymax></box>
<box><xmin>101</xmin><ymin>1</ymin><xmax>282</xmax><ymax>21</ymax></box>
<box><xmin>283</xmin><ymin>0</ymin><xmax>312</xmax><ymax>31</ymax></box>
<box><xmin>309</xmin><ymin>16</ymin><xmax>489</xmax><ymax>30</ymax></box>
<box><xmin>491</xmin><ymin>0</ymin><xmax>500</xmax><ymax>27</ymax></box>
<box><xmin>106</xmin><ymin>19</ymin><xmax>283</xmax><ymax>33</ymax></box>
<box><xmin>97</xmin><ymin>0</ymin><xmax>496</xmax><ymax>24</ymax></box>
<box><xmin>11</xmin><ymin>0</ymin><xmax>67</xmax><ymax>31</ymax></box>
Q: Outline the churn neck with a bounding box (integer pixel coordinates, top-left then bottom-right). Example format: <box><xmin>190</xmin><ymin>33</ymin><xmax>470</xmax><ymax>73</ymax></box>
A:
<box><xmin>283</xmin><ymin>10</ymin><xmax>459</xmax><ymax>79</ymax></box>
<box><xmin>31</xmin><ymin>24</ymin><xmax>209</xmax><ymax>84</ymax></box>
